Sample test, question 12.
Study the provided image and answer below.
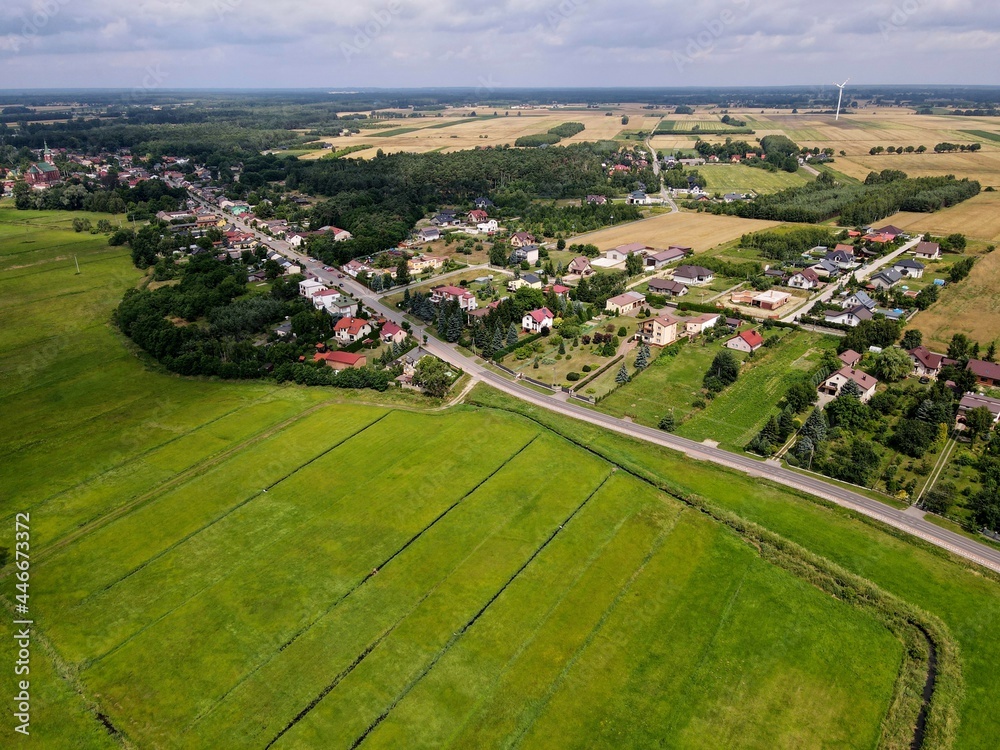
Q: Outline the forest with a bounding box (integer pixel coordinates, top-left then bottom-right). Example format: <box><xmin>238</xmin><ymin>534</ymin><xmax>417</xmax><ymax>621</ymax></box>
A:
<box><xmin>292</xmin><ymin>141</ymin><xmax>636</xmax><ymax>262</ymax></box>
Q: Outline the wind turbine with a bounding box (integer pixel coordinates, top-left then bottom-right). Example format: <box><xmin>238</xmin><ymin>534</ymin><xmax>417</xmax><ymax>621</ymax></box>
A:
<box><xmin>834</xmin><ymin>78</ymin><xmax>850</xmax><ymax>121</ymax></box>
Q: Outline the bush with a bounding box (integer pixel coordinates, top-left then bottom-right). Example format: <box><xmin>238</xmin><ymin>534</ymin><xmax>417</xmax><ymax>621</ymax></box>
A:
<box><xmin>566</xmin><ymin>372</ymin><xmax>581</xmax><ymax>381</ymax></box>
<box><xmin>582</xmin><ymin>364</ymin><xmax>592</xmax><ymax>372</ymax></box>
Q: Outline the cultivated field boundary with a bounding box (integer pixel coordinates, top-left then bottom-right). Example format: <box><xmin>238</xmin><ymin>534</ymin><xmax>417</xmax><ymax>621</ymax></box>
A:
<box><xmin>464</xmin><ymin>389</ymin><xmax>963</xmax><ymax>750</ymax></box>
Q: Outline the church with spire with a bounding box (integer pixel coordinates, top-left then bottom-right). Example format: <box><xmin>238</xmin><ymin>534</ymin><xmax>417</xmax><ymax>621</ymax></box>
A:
<box><xmin>24</xmin><ymin>142</ymin><xmax>62</xmax><ymax>187</ymax></box>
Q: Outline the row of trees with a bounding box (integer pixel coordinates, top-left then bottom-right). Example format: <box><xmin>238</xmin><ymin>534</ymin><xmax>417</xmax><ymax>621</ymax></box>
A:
<box><xmin>702</xmin><ymin>170</ymin><xmax>981</xmax><ymax>225</ymax></box>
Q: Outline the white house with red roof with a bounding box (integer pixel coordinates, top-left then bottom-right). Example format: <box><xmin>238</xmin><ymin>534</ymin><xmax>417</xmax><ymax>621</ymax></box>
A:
<box><xmin>431</xmin><ymin>285</ymin><xmax>478</xmax><ymax>311</ymax></box>
<box><xmin>468</xmin><ymin>209</ymin><xmax>488</xmax><ymax>223</ymax></box>
<box><xmin>522</xmin><ymin>307</ymin><xmax>555</xmax><ymax>333</ymax></box>
<box><xmin>725</xmin><ymin>329</ymin><xmax>764</xmax><ymax>353</ymax></box>
<box><xmin>333</xmin><ymin>317</ymin><xmax>372</xmax><ymax>344</ymax></box>
<box><xmin>380</xmin><ymin>321</ymin><xmax>407</xmax><ymax>345</ymax></box>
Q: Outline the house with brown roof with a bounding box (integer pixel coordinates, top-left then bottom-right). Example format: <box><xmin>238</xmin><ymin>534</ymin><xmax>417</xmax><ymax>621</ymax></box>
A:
<box><xmin>673</xmin><ymin>265</ymin><xmax>714</xmax><ymax>286</ymax></box>
<box><xmin>838</xmin><ymin>349</ymin><xmax>863</xmax><ymax>367</ymax></box>
<box><xmin>638</xmin><ymin>313</ymin><xmax>682</xmax><ymax>347</ymax></box>
<box><xmin>788</xmin><ymin>268</ymin><xmax>821</xmax><ymax>290</ymax></box>
<box><xmin>431</xmin><ymin>285</ymin><xmax>478</xmax><ymax>310</ymax></box>
<box><xmin>645</xmin><ymin>247</ymin><xmax>689</xmax><ymax>270</ymax></box>
<box><xmin>820</xmin><ymin>366</ymin><xmax>879</xmax><ymax>402</ymax></box>
<box><xmin>605</xmin><ymin>291</ymin><xmax>646</xmax><ymax>315</ymax></box>
<box><xmin>314</xmin><ymin>351</ymin><xmax>367</xmax><ymax>370</ymax></box>
<box><xmin>968</xmin><ymin>359</ymin><xmax>1000</xmax><ymax>387</ymax></box>
<box><xmin>956</xmin><ymin>393</ymin><xmax>1000</xmax><ymax>429</ymax></box>
<box><xmin>333</xmin><ymin>317</ymin><xmax>372</xmax><ymax>345</ymax></box>
<box><xmin>914</xmin><ymin>242</ymin><xmax>942</xmax><ymax>260</ymax></box>
<box><xmin>875</xmin><ymin>225</ymin><xmax>906</xmax><ymax>239</ymax></box>
<box><xmin>725</xmin><ymin>329</ymin><xmax>764</xmax><ymax>353</ymax></box>
<box><xmin>684</xmin><ymin>313</ymin><xmax>721</xmax><ymax>336</ymax></box>
<box><xmin>648</xmin><ymin>277</ymin><xmax>688</xmax><ymax>297</ymax></box>
<box><xmin>511</xmin><ymin>232</ymin><xmax>536</xmax><ymax>248</ymax></box>
<box><xmin>567</xmin><ymin>256</ymin><xmax>594</xmax><ymax>277</ymax></box>
<box><xmin>380</xmin><ymin>321</ymin><xmax>407</xmax><ymax>345</ymax></box>
<box><xmin>908</xmin><ymin>347</ymin><xmax>955</xmax><ymax>378</ymax></box>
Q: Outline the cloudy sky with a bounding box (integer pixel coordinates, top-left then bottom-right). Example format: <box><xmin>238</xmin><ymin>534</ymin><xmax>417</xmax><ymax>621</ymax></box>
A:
<box><xmin>1</xmin><ymin>0</ymin><xmax>998</xmax><ymax>89</ymax></box>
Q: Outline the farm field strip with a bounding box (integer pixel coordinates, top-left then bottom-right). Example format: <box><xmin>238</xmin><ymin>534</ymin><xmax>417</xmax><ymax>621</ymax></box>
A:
<box><xmin>283</xmin><ymin>465</ymin><xmax>617</xmax><ymax>749</ymax></box>
<box><xmin>32</xmin><ymin>406</ymin><xmax>392</xmax><ymax>626</ymax></box>
<box><xmin>368</xmin><ymin>474</ymin><xmax>683</xmax><ymax>749</ymax></box>
<box><xmin>11</xmin><ymin>394</ymin><xmax>306</xmax><ymax>545</ymax></box>
<box><xmin>105</xmin><ymin>432</ymin><xmax>607</xmax><ymax>746</ymax></box>
<box><xmin>464</xmin><ymin>388</ymin><xmax>1000</xmax><ymax>748</ymax></box>
<box><xmin>568</xmin><ymin>210</ymin><xmax>783</xmax><ymax>252</ymax></box>
<box><xmin>73</xmin><ymin>415</ymin><xmax>539</xmax><ymax>664</ymax></box>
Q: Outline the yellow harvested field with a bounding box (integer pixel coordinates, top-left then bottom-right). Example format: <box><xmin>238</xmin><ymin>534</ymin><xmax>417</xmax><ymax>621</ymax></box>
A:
<box><xmin>298</xmin><ymin>108</ymin><xmax>661</xmax><ymax>160</ymax></box>
<box><xmin>912</xmin><ymin>249</ymin><xmax>1000</xmax><ymax>350</ymax></box>
<box><xmin>834</xmin><ymin>152</ymin><xmax>1000</xmax><ymax>188</ymax></box>
<box><xmin>878</xmin><ymin>193</ymin><xmax>1000</xmax><ymax>243</ymax></box>
<box><xmin>569</xmin><ymin>211</ymin><xmax>782</xmax><ymax>253</ymax></box>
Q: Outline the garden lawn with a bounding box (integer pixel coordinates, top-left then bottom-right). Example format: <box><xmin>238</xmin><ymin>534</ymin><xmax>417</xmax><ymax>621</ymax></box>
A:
<box><xmin>597</xmin><ymin>337</ymin><xmax>724</xmax><ymax>425</ymax></box>
<box><xmin>678</xmin><ymin>330</ymin><xmax>837</xmax><ymax>450</ymax></box>
<box><xmin>699</xmin><ymin>164</ymin><xmax>814</xmax><ymax>194</ymax></box>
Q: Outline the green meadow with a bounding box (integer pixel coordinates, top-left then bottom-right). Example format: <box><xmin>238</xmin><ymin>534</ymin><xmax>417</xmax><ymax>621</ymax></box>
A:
<box><xmin>0</xmin><ymin>207</ymin><xmax>989</xmax><ymax>748</ymax></box>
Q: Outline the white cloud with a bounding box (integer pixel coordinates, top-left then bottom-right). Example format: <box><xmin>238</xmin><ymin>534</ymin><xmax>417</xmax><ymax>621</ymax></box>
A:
<box><xmin>0</xmin><ymin>0</ymin><xmax>998</xmax><ymax>87</ymax></box>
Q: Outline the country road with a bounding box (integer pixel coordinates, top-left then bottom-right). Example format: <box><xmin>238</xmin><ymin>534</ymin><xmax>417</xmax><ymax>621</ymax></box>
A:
<box><xmin>644</xmin><ymin>138</ymin><xmax>679</xmax><ymax>213</ymax></box>
<box><xmin>211</xmin><ymin>198</ymin><xmax>1000</xmax><ymax>574</ymax></box>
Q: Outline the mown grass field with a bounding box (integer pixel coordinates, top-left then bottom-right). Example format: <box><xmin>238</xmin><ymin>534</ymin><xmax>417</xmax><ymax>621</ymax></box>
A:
<box><xmin>699</xmin><ymin>164</ymin><xmax>814</xmax><ymax>194</ymax></box>
<box><xmin>677</xmin><ymin>330</ymin><xmax>836</xmax><ymax>450</ymax></box>
<box><xmin>597</xmin><ymin>329</ymin><xmax>836</xmax><ymax>450</ymax></box>
<box><xmin>0</xmin><ymin>208</ymin><xmax>913</xmax><ymax>748</ymax></box>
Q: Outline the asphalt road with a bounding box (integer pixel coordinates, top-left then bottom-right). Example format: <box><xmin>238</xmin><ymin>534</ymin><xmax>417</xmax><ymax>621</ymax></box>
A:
<box><xmin>204</xmin><ymin>197</ymin><xmax>1000</xmax><ymax>574</ymax></box>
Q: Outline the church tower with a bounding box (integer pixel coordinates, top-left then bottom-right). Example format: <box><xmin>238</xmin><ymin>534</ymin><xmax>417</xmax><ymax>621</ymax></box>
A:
<box><xmin>44</xmin><ymin>142</ymin><xmax>54</xmax><ymax>165</ymax></box>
